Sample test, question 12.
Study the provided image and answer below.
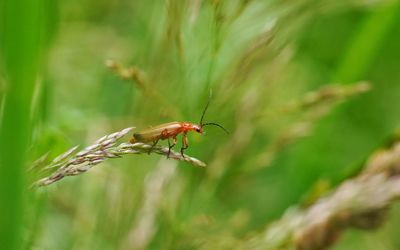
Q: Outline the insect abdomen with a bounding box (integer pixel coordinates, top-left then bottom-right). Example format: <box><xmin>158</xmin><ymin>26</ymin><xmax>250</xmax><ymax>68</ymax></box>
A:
<box><xmin>131</xmin><ymin>132</ymin><xmax>158</xmax><ymax>143</ymax></box>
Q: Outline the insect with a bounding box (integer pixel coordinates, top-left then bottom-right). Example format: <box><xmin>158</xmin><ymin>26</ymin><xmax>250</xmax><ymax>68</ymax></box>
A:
<box><xmin>130</xmin><ymin>92</ymin><xmax>228</xmax><ymax>158</ymax></box>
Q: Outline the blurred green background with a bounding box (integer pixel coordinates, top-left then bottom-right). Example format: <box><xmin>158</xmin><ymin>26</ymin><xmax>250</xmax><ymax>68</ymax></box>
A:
<box><xmin>1</xmin><ymin>0</ymin><xmax>400</xmax><ymax>249</ymax></box>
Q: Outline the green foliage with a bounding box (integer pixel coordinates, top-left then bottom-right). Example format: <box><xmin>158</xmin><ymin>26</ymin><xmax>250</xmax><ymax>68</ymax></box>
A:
<box><xmin>0</xmin><ymin>0</ymin><xmax>56</xmax><ymax>249</ymax></box>
<box><xmin>1</xmin><ymin>0</ymin><xmax>400</xmax><ymax>249</ymax></box>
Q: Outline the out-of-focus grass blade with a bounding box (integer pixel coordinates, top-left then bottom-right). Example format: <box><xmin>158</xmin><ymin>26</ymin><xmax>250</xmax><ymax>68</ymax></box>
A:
<box><xmin>334</xmin><ymin>2</ymin><xmax>400</xmax><ymax>83</ymax></box>
<box><xmin>0</xmin><ymin>0</ymin><xmax>56</xmax><ymax>249</ymax></box>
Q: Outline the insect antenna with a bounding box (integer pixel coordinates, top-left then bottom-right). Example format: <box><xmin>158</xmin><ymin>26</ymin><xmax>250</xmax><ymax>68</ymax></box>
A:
<box><xmin>199</xmin><ymin>90</ymin><xmax>229</xmax><ymax>134</ymax></box>
<box><xmin>202</xmin><ymin>122</ymin><xmax>230</xmax><ymax>134</ymax></box>
<box><xmin>199</xmin><ymin>89</ymin><xmax>212</xmax><ymax>126</ymax></box>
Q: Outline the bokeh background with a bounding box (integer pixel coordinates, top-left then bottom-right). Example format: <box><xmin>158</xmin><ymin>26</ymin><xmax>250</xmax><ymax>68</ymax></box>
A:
<box><xmin>1</xmin><ymin>0</ymin><xmax>400</xmax><ymax>249</ymax></box>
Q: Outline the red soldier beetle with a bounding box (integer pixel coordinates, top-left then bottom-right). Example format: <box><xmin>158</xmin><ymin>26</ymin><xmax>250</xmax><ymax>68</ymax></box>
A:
<box><xmin>130</xmin><ymin>91</ymin><xmax>228</xmax><ymax>158</ymax></box>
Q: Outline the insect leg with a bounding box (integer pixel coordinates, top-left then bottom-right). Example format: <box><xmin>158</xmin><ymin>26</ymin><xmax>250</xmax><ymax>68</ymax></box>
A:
<box><xmin>180</xmin><ymin>133</ymin><xmax>189</xmax><ymax>158</ymax></box>
<box><xmin>148</xmin><ymin>138</ymin><xmax>160</xmax><ymax>154</ymax></box>
<box><xmin>167</xmin><ymin>136</ymin><xmax>177</xmax><ymax>158</ymax></box>
<box><xmin>149</xmin><ymin>129</ymin><xmax>168</xmax><ymax>154</ymax></box>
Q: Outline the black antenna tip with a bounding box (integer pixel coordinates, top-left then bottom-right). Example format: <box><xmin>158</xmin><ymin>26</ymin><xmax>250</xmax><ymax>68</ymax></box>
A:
<box><xmin>202</xmin><ymin>122</ymin><xmax>229</xmax><ymax>134</ymax></box>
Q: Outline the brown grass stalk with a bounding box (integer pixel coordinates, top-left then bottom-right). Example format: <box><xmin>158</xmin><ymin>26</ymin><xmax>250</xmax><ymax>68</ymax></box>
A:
<box><xmin>238</xmin><ymin>140</ymin><xmax>400</xmax><ymax>250</ymax></box>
